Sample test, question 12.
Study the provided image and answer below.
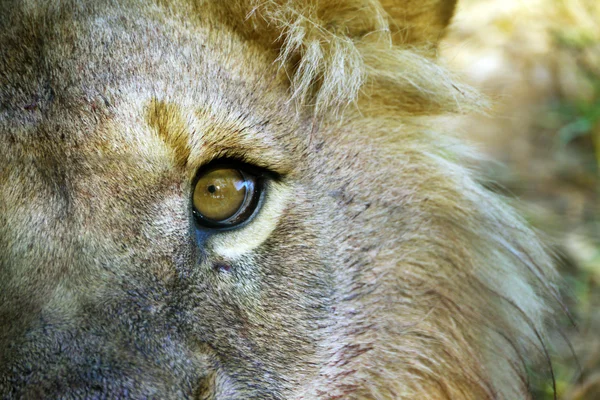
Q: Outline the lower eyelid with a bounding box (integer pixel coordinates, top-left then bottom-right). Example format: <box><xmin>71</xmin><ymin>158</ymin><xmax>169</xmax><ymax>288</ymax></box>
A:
<box><xmin>207</xmin><ymin>181</ymin><xmax>291</xmax><ymax>259</ymax></box>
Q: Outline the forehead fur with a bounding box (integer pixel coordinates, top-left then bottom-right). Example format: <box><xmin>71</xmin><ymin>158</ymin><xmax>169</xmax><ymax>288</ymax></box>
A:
<box><xmin>0</xmin><ymin>0</ymin><xmax>482</xmax><ymax>119</ymax></box>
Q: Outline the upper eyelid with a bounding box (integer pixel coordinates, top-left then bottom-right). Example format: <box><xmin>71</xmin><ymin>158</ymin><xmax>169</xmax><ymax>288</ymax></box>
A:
<box><xmin>188</xmin><ymin>148</ymin><xmax>290</xmax><ymax>181</ymax></box>
<box><xmin>192</xmin><ymin>159</ymin><xmax>276</xmax><ymax>184</ymax></box>
<box><xmin>147</xmin><ymin>98</ymin><xmax>295</xmax><ymax>177</ymax></box>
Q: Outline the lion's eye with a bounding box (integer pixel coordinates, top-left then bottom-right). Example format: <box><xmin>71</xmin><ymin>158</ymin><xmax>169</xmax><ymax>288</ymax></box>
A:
<box><xmin>192</xmin><ymin>165</ymin><xmax>262</xmax><ymax>229</ymax></box>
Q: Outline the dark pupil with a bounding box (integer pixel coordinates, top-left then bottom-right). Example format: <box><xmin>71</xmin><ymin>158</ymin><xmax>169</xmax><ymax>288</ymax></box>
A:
<box><xmin>207</xmin><ymin>185</ymin><xmax>216</xmax><ymax>194</ymax></box>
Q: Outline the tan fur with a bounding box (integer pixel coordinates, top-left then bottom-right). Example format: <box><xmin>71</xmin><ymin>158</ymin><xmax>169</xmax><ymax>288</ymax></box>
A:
<box><xmin>0</xmin><ymin>0</ymin><xmax>558</xmax><ymax>399</ymax></box>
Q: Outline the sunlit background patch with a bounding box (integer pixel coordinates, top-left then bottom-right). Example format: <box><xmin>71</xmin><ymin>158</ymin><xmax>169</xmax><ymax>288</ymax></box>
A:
<box><xmin>441</xmin><ymin>1</ymin><xmax>600</xmax><ymax>398</ymax></box>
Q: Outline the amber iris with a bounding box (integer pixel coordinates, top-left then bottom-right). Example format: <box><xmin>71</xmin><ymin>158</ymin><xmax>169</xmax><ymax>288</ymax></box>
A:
<box><xmin>192</xmin><ymin>166</ymin><xmax>259</xmax><ymax>228</ymax></box>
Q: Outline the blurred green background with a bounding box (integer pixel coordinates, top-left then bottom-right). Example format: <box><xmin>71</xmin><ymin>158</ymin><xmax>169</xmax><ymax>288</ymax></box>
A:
<box><xmin>442</xmin><ymin>0</ymin><xmax>600</xmax><ymax>398</ymax></box>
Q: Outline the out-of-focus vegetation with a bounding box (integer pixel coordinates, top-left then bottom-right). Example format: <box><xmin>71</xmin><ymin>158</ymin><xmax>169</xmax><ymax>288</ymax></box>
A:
<box><xmin>442</xmin><ymin>0</ymin><xmax>600</xmax><ymax>398</ymax></box>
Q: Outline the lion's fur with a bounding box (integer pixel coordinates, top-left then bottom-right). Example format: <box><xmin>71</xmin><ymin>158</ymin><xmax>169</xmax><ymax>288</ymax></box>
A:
<box><xmin>221</xmin><ymin>0</ymin><xmax>484</xmax><ymax>114</ymax></box>
<box><xmin>0</xmin><ymin>0</ymin><xmax>559</xmax><ymax>399</ymax></box>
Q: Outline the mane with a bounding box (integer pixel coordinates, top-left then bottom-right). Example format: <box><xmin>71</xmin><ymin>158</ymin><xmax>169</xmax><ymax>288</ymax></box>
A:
<box><xmin>220</xmin><ymin>2</ymin><xmax>563</xmax><ymax>398</ymax></box>
<box><xmin>221</xmin><ymin>0</ymin><xmax>484</xmax><ymax>115</ymax></box>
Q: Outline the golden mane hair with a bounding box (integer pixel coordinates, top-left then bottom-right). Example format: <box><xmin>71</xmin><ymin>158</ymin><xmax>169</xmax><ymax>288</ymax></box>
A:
<box><xmin>220</xmin><ymin>0</ymin><xmax>483</xmax><ymax>115</ymax></box>
<box><xmin>212</xmin><ymin>1</ymin><xmax>562</xmax><ymax>397</ymax></box>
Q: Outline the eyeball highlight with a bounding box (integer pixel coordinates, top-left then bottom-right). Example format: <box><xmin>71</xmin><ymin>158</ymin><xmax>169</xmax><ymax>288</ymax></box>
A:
<box><xmin>192</xmin><ymin>164</ymin><xmax>262</xmax><ymax>229</ymax></box>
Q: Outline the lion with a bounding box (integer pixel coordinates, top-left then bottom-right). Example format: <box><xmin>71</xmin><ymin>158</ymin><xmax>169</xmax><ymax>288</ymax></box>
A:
<box><xmin>0</xmin><ymin>0</ymin><xmax>560</xmax><ymax>398</ymax></box>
